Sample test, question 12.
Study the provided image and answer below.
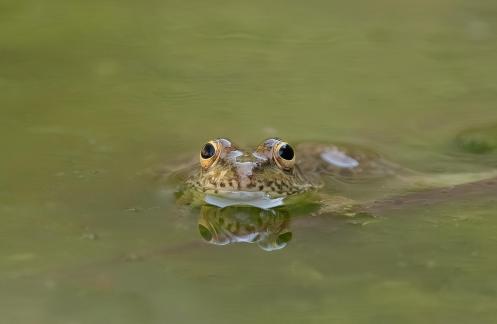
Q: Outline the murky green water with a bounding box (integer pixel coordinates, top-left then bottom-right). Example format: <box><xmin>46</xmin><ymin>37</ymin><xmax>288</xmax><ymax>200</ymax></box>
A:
<box><xmin>2</xmin><ymin>0</ymin><xmax>497</xmax><ymax>323</ymax></box>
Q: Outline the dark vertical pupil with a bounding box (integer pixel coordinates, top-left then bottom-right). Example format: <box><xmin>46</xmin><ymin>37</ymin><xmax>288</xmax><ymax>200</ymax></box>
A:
<box><xmin>201</xmin><ymin>143</ymin><xmax>216</xmax><ymax>159</ymax></box>
<box><xmin>278</xmin><ymin>144</ymin><xmax>294</xmax><ymax>160</ymax></box>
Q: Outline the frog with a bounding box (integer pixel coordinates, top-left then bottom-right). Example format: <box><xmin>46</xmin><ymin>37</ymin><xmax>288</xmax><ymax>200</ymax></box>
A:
<box><xmin>178</xmin><ymin>138</ymin><xmax>401</xmax><ymax>209</ymax></box>
<box><xmin>169</xmin><ymin>134</ymin><xmax>497</xmax><ymax>251</ymax></box>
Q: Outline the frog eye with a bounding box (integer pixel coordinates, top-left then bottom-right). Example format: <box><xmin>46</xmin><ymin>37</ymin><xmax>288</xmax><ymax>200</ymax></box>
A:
<box><xmin>200</xmin><ymin>140</ymin><xmax>221</xmax><ymax>169</ymax></box>
<box><xmin>273</xmin><ymin>141</ymin><xmax>295</xmax><ymax>170</ymax></box>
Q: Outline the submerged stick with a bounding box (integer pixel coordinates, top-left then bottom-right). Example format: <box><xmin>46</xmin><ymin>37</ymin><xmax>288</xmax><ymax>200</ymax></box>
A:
<box><xmin>362</xmin><ymin>176</ymin><xmax>497</xmax><ymax>215</ymax></box>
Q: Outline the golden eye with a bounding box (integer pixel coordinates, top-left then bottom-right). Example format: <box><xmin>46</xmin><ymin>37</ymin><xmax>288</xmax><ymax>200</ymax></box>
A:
<box><xmin>200</xmin><ymin>140</ymin><xmax>221</xmax><ymax>169</ymax></box>
<box><xmin>273</xmin><ymin>141</ymin><xmax>295</xmax><ymax>170</ymax></box>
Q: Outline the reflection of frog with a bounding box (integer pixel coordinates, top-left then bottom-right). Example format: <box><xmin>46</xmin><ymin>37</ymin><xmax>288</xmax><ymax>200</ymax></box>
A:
<box><xmin>198</xmin><ymin>205</ymin><xmax>293</xmax><ymax>251</ymax></box>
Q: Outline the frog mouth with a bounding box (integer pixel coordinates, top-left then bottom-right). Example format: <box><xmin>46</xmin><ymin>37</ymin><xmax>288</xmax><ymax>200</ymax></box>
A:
<box><xmin>204</xmin><ymin>191</ymin><xmax>285</xmax><ymax>209</ymax></box>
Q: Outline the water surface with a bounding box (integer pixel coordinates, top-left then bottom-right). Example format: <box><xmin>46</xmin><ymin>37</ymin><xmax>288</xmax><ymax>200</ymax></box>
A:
<box><xmin>2</xmin><ymin>0</ymin><xmax>497</xmax><ymax>323</ymax></box>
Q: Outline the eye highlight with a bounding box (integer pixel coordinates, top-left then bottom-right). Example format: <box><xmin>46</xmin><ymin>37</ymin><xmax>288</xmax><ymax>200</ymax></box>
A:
<box><xmin>273</xmin><ymin>141</ymin><xmax>296</xmax><ymax>170</ymax></box>
<box><xmin>200</xmin><ymin>140</ymin><xmax>221</xmax><ymax>169</ymax></box>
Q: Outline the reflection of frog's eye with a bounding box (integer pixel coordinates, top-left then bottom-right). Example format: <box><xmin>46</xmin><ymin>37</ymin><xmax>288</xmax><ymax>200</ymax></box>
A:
<box><xmin>198</xmin><ymin>224</ymin><xmax>213</xmax><ymax>241</ymax></box>
<box><xmin>273</xmin><ymin>142</ymin><xmax>295</xmax><ymax>170</ymax></box>
<box><xmin>200</xmin><ymin>140</ymin><xmax>221</xmax><ymax>169</ymax></box>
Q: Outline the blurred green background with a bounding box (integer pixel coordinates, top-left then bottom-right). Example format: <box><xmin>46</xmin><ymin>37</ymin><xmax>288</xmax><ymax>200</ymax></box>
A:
<box><xmin>1</xmin><ymin>0</ymin><xmax>497</xmax><ymax>323</ymax></box>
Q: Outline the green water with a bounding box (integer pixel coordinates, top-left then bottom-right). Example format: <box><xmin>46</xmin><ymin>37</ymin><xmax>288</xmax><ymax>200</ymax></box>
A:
<box><xmin>2</xmin><ymin>0</ymin><xmax>497</xmax><ymax>323</ymax></box>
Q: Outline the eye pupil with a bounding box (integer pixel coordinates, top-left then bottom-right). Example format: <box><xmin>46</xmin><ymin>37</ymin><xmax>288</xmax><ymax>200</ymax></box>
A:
<box><xmin>201</xmin><ymin>143</ymin><xmax>216</xmax><ymax>159</ymax></box>
<box><xmin>278</xmin><ymin>144</ymin><xmax>294</xmax><ymax>160</ymax></box>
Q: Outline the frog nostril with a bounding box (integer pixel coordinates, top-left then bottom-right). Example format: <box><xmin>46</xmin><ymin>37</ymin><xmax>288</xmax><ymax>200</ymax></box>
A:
<box><xmin>237</xmin><ymin>153</ymin><xmax>255</xmax><ymax>162</ymax></box>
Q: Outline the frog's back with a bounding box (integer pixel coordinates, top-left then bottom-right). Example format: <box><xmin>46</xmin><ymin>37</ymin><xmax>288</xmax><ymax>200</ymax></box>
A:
<box><xmin>296</xmin><ymin>142</ymin><xmax>400</xmax><ymax>184</ymax></box>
